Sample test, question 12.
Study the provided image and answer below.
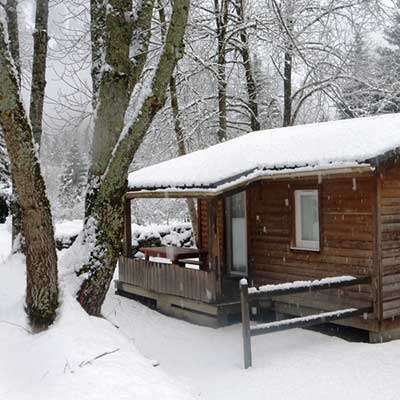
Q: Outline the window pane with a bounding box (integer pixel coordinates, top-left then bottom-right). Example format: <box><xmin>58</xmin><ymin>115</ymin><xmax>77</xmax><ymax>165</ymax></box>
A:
<box><xmin>231</xmin><ymin>192</ymin><xmax>245</xmax><ymax>218</ymax></box>
<box><xmin>300</xmin><ymin>194</ymin><xmax>319</xmax><ymax>241</ymax></box>
<box><xmin>232</xmin><ymin>217</ymin><xmax>247</xmax><ymax>273</ymax></box>
<box><xmin>227</xmin><ymin>191</ymin><xmax>247</xmax><ymax>274</ymax></box>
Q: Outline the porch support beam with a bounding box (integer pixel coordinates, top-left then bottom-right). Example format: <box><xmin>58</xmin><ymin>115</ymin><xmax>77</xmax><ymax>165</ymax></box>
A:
<box><xmin>208</xmin><ymin>198</ymin><xmax>222</xmax><ymax>298</ymax></box>
<box><xmin>123</xmin><ymin>197</ymin><xmax>132</xmax><ymax>257</ymax></box>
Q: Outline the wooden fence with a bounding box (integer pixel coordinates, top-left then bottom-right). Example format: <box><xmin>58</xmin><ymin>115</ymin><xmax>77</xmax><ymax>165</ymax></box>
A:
<box><xmin>240</xmin><ymin>276</ymin><xmax>372</xmax><ymax>369</ymax></box>
<box><xmin>119</xmin><ymin>256</ymin><xmax>218</xmax><ymax>303</ymax></box>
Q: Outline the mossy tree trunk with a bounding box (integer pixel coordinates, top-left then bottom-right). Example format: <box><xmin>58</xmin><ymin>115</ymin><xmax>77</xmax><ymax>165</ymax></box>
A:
<box><xmin>0</xmin><ymin>22</ymin><xmax>58</xmax><ymax>331</ymax></box>
<box><xmin>88</xmin><ymin>0</ymin><xmax>155</xmax><ymax>181</ymax></box>
<box><xmin>29</xmin><ymin>0</ymin><xmax>49</xmax><ymax>148</ymax></box>
<box><xmin>78</xmin><ymin>0</ymin><xmax>190</xmax><ymax>316</ymax></box>
<box><xmin>5</xmin><ymin>0</ymin><xmax>20</xmax><ymax>75</ymax></box>
<box><xmin>5</xmin><ymin>0</ymin><xmax>23</xmax><ymax>250</ymax></box>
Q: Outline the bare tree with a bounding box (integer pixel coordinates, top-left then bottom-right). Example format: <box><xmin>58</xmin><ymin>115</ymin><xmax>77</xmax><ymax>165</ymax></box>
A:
<box><xmin>232</xmin><ymin>0</ymin><xmax>260</xmax><ymax>131</ymax></box>
<box><xmin>158</xmin><ymin>3</ymin><xmax>199</xmax><ymax>243</ymax></box>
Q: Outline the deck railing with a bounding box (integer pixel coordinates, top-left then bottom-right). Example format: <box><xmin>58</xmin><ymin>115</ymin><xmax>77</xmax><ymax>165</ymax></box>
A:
<box><xmin>240</xmin><ymin>276</ymin><xmax>372</xmax><ymax>369</ymax></box>
<box><xmin>118</xmin><ymin>256</ymin><xmax>218</xmax><ymax>303</ymax></box>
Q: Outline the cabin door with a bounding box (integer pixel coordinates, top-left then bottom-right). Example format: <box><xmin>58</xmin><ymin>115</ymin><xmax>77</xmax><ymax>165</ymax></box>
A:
<box><xmin>225</xmin><ymin>191</ymin><xmax>248</xmax><ymax>276</ymax></box>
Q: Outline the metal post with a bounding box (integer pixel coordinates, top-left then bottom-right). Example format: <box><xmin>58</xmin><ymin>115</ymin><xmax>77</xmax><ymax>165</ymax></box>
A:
<box><xmin>240</xmin><ymin>278</ymin><xmax>252</xmax><ymax>369</ymax></box>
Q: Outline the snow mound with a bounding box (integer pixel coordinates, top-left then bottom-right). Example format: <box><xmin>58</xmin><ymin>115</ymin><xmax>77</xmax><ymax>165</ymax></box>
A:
<box><xmin>55</xmin><ymin>219</ymin><xmax>83</xmax><ymax>240</ymax></box>
<box><xmin>0</xmin><ymin>251</ymin><xmax>193</xmax><ymax>400</ymax></box>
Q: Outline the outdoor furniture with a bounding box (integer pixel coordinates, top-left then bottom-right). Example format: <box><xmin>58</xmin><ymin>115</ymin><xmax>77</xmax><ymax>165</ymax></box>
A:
<box><xmin>140</xmin><ymin>246</ymin><xmax>207</xmax><ymax>266</ymax></box>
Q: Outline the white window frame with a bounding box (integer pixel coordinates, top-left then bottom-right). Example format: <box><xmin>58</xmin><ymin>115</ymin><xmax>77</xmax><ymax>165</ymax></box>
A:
<box><xmin>293</xmin><ymin>189</ymin><xmax>320</xmax><ymax>251</ymax></box>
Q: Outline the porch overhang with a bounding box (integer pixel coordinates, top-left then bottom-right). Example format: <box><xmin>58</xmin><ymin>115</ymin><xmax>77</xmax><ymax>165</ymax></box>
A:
<box><xmin>127</xmin><ymin>163</ymin><xmax>375</xmax><ymax>199</ymax></box>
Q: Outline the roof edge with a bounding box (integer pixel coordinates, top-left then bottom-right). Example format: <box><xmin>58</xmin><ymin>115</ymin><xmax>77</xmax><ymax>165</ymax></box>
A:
<box><xmin>127</xmin><ymin>164</ymin><xmax>375</xmax><ymax>199</ymax></box>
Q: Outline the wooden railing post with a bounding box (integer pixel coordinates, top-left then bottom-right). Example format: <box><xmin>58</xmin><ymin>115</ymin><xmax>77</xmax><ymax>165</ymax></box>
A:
<box><xmin>240</xmin><ymin>278</ymin><xmax>252</xmax><ymax>369</ymax></box>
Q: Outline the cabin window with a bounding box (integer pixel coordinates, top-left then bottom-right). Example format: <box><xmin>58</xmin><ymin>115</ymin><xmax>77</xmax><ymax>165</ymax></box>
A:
<box><xmin>225</xmin><ymin>191</ymin><xmax>248</xmax><ymax>276</ymax></box>
<box><xmin>293</xmin><ymin>189</ymin><xmax>320</xmax><ymax>251</ymax></box>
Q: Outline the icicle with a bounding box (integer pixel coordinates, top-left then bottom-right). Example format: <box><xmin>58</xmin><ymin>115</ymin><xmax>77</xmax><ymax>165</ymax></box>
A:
<box><xmin>352</xmin><ymin>177</ymin><xmax>357</xmax><ymax>191</ymax></box>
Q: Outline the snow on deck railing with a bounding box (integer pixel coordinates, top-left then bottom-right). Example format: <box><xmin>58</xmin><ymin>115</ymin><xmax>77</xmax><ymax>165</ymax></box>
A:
<box><xmin>253</xmin><ymin>308</ymin><xmax>358</xmax><ymax>332</ymax></box>
<box><xmin>240</xmin><ymin>275</ymin><xmax>373</xmax><ymax>368</ymax></box>
<box><xmin>247</xmin><ymin>275</ymin><xmax>357</xmax><ymax>295</ymax></box>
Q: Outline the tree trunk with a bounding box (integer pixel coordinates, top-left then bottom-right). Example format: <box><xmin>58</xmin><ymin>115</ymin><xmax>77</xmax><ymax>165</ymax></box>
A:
<box><xmin>282</xmin><ymin>2</ymin><xmax>294</xmax><ymax>127</ymax></box>
<box><xmin>0</xmin><ymin>23</ymin><xmax>58</xmax><ymax>331</ymax></box>
<box><xmin>5</xmin><ymin>0</ymin><xmax>20</xmax><ymax>76</ymax></box>
<box><xmin>5</xmin><ymin>0</ymin><xmax>23</xmax><ymax>251</ymax></box>
<box><xmin>283</xmin><ymin>49</ymin><xmax>292</xmax><ymax>127</ymax></box>
<box><xmin>158</xmin><ymin>4</ymin><xmax>199</xmax><ymax>245</ymax></box>
<box><xmin>77</xmin><ymin>0</ymin><xmax>190</xmax><ymax>316</ymax></box>
<box><xmin>29</xmin><ymin>0</ymin><xmax>49</xmax><ymax>148</ymax></box>
<box><xmin>90</xmin><ymin>0</ymin><xmax>106</xmax><ymax>108</ymax></box>
<box><xmin>88</xmin><ymin>0</ymin><xmax>154</xmax><ymax>180</ymax></box>
<box><xmin>233</xmin><ymin>0</ymin><xmax>260</xmax><ymax>131</ymax></box>
<box><xmin>214</xmin><ymin>0</ymin><xmax>228</xmax><ymax>142</ymax></box>
<box><xmin>169</xmin><ymin>74</ymin><xmax>199</xmax><ymax>245</ymax></box>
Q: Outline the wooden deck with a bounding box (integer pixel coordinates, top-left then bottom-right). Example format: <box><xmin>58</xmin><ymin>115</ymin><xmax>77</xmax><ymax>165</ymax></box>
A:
<box><xmin>118</xmin><ymin>256</ymin><xmax>218</xmax><ymax>302</ymax></box>
<box><xmin>116</xmin><ymin>256</ymin><xmax>241</xmax><ymax>327</ymax></box>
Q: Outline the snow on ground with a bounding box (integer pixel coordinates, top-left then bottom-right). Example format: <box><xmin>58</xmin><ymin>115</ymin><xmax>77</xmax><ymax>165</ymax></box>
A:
<box><xmin>3</xmin><ymin>220</ymin><xmax>400</xmax><ymax>399</ymax></box>
<box><xmin>0</xmin><ymin>220</ymin><xmax>193</xmax><ymax>400</ymax></box>
<box><xmin>104</xmin><ymin>293</ymin><xmax>400</xmax><ymax>400</ymax></box>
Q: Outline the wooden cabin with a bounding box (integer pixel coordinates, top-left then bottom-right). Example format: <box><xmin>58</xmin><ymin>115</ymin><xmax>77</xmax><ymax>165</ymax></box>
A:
<box><xmin>116</xmin><ymin>113</ymin><xmax>400</xmax><ymax>342</ymax></box>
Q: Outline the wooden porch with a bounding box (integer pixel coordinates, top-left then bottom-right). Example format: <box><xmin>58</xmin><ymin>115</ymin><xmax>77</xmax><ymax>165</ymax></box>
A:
<box><xmin>115</xmin><ymin>256</ymin><xmax>241</xmax><ymax>327</ymax></box>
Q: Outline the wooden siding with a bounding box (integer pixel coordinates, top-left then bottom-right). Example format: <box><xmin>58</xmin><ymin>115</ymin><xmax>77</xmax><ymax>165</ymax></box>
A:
<box><xmin>118</xmin><ymin>256</ymin><xmax>218</xmax><ymax>303</ymax></box>
<box><xmin>379</xmin><ymin>161</ymin><xmax>400</xmax><ymax>320</ymax></box>
<box><xmin>246</xmin><ymin>178</ymin><xmax>375</xmax><ymax>324</ymax></box>
<box><xmin>198</xmin><ymin>199</ymin><xmax>225</xmax><ymax>270</ymax></box>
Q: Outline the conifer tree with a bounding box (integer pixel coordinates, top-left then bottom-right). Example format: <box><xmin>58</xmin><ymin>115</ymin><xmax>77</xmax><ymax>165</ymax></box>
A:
<box><xmin>374</xmin><ymin>3</ymin><xmax>400</xmax><ymax>114</ymax></box>
<box><xmin>58</xmin><ymin>139</ymin><xmax>87</xmax><ymax>213</ymax></box>
<box><xmin>338</xmin><ymin>32</ymin><xmax>377</xmax><ymax>118</ymax></box>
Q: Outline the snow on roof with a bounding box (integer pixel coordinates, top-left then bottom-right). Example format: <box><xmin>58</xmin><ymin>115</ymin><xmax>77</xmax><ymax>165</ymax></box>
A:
<box><xmin>128</xmin><ymin>113</ymin><xmax>400</xmax><ymax>193</ymax></box>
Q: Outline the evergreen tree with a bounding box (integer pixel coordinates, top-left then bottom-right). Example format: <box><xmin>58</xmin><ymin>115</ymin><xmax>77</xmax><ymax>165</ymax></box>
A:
<box><xmin>58</xmin><ymin>138</ymin><xmax>87</xmax><ymax>214</ymax></box>
<box><xmin>374</xmin><ymin>3</ymin><xmax>400</xmax><ymax>114</ymax></box>
<box><xmin>338</xmin><ymin>32</ymin><xmax>379</xmax><ymax>118</ymax></box>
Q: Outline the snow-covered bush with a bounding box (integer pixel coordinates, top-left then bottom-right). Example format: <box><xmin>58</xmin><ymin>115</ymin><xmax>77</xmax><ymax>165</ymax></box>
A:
<box><xmin>131</xmin><ymin>223</ymin><xmax>194</xmax><ymax>255</ymax></box>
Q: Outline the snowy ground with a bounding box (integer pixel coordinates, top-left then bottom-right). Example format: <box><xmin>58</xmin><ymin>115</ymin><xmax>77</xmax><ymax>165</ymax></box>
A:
<box><xmin>2</xmin><ymin>220</ymin><xmax>400</xmax><ymax>400</ymax></box>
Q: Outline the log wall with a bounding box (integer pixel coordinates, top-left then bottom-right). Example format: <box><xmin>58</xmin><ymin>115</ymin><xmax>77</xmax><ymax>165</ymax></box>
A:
<box><xmin>198</xmin><ymin>199</ymin><xmax>225</xmax><ymax>270</ymax></box>
<box><xmin>379</xmin><ymin>161</ymin><xmax>400</xmax><ymax>320</ymax></box>
<box><xmin>246</xmin><ymin>177</ymin><xmax>376</xmax><ymax>328</ymax></box>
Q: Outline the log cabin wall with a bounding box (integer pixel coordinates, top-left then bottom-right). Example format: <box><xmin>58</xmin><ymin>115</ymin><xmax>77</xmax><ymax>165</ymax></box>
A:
<box><xmin>198</xmin><ymin>199</ymin><xmax>225</xmax><ymax>271</ymax></box>
<box><xmin>247</xmin><ymin>176</ymin><xmax>377</xmax><ymax>330</ymax></box>
<box><xmin>379</xmin><ymin>160</ymin><xmax>400</xmax><ymax>323</ymax></box>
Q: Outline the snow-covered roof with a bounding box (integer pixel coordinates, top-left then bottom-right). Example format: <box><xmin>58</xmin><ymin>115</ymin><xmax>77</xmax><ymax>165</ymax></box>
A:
<box><xmin>128</xmin><ymin>113</ymin><xmax>400</xmax><ymax>196</ymax></box>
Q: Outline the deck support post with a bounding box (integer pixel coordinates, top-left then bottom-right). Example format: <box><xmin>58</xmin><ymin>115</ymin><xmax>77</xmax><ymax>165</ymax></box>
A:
<box><xmin>123</xmin><ymin>198</ymin><xmax>132</xmax><ymax>257</ymax></box>
<box><xmin>208</xmin><ymin>198</ymin><xmax>222</xmax><ymax>297</ymax></box>
<box><xmin>240</xmin><ymin>279</ymin><xmax>252</xmax><ymax>369</ymax></box>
